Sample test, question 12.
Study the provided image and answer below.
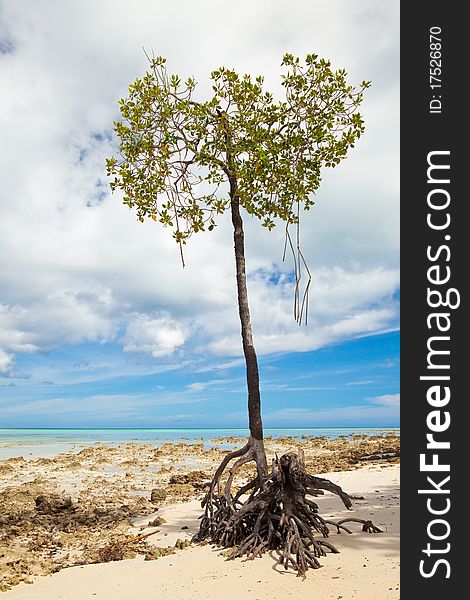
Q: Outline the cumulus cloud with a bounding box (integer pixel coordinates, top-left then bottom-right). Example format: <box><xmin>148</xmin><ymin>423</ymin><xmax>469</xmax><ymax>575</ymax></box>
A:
<box><xmin>205</xmin><ymin>266</ymin><xmax>399</xmax><ymax>356</ymax></box>
<box><xmin>0</xmin><ymin>349</ymin><xmax>13</xmax><ymax>374</ymax></box>
<box><xmin>122</xmin><ymin>313</ymin><xmax>188</xmax><ymax>357</ymax></box>
<box><xmin>0</xmin><ymin>1</ymin><xmax>399</xmax><ymax>374</ymax></box>
<box><xmin>0</xmin><ymin>289</ymin><xmax>117</xmax><ymax>354</ymax></box>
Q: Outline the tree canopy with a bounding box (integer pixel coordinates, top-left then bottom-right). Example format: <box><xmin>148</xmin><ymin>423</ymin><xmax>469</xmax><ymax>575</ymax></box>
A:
<box><xmin>107</xmin><ymin>53</ymin><xmax>370</xmax><ymax>247</ymax></box>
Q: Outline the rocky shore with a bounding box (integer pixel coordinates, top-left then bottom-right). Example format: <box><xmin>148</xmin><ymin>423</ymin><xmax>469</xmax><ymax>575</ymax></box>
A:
<box><xmin>0</xmin><ymin>432</ymin><xmax>399</xmax><ymax>592</ymax></box>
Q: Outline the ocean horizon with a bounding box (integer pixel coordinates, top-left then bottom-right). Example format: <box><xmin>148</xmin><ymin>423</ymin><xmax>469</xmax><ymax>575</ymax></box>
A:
<box><xmin>0</xmin><ymin>426</ymin><xmax>399</xmax><ymax>460</ymax></box>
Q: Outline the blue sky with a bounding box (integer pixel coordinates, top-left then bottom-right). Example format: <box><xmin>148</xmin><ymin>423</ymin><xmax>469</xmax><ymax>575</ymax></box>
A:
<box><xmin>0</xmin><ymin>332</ymin><xmax>399</xmax><ymax>428</ymax></box>
<box><xmin>0</xmin><ymin>1</ymin><xmax>399</xmax><ymax>429</ymax></box>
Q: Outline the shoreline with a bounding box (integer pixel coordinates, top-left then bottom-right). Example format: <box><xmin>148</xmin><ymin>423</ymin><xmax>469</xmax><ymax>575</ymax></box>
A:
<box><xmin>0</xmin><ymin>433</ymin><xmax>400</xmax><ymax>597</ymax></box>
<box><xmin>0</xmin><ymin>427</ymin><xmax>399</xmax><ymax>460</ymax></box>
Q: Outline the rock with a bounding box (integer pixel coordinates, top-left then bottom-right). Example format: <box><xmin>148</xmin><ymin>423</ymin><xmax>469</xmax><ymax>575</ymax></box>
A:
<box><xmin>218</xmin><ymin>546</ymin><xmax>238</xmax><ymax>558</ymax></box>
<box><xmin>359</xmin><ymin>452</ymin><xmax>400</xmax><ymax>461</ymax></box>
<box><xmin>150</xmin><ymin>488</ymin><xmax>167</xmax><ymax>503</ymax></box>
<box><xmin>144</xmin><ymin>546</ymin><xmax>175</xmax><ymax>561</ymax></box>
<box><xmin>35</xmin><ymin>495</ymin><xmax>74</xmax><ymax>514</ymax></box>
<box><xmin>96</xmin><ymin>542</ymin><xmax>125</xmax><ymax>563</ymax></box>
<box><xmin>168</xmin><ymin>470</ymin><xmax>210</xmax><ymax>489</ymax></box>
<box><xmin>166</xmin><ymin>483</ymin><xmax>194</xmax><ymax>498</ymax></box>
<box><xmin>169</xmin><ymin>474</ymin><xmax>187</xmax><ymax>485</ymax></box>
<box><xmin>148</xmin><ymin>517</ymin><xmax>166</xmax><ymax>527</ymax></box>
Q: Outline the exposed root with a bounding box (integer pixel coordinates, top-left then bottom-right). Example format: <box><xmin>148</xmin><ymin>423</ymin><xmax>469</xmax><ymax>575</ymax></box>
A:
<box><xmin>194</xmin><ymin>443</ymin><xmax>381</xmax><ymax>577</ymax></box>
<box><xmin>334</xmin><ymin>518</ymin><xmax>382</xmax><ymax>534</ymax></box>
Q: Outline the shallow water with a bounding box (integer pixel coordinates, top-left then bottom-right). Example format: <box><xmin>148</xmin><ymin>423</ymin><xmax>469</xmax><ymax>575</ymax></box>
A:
<box><xmin>0</xmin><ymin>427</ymin><xmax>398</xmax><ymax>460</ymax></box>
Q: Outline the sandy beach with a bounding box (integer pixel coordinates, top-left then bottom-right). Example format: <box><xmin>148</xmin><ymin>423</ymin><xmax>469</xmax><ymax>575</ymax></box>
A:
<box><xmin>0</xmin><ymin>433</ymin><xmax>399</xmax><ymax>599</ymax></box>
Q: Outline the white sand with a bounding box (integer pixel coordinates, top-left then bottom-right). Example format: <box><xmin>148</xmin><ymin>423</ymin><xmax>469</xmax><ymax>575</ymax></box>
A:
<box><xmin>3</xmin><ymin>465</ymin><xmax>399</xmax><ymax>600</ymax></box>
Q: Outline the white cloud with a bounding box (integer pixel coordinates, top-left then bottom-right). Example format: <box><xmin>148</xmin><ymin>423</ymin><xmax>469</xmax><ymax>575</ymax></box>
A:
<box><xmin>204</xmin><ymin>266</ymin><xmax>399</xmax><ymax>356</ymax></box>
<box><xmin>0</xmin><ymin>288</ymin><xmax>117</xmax><ymax>355</ymax></box>
<box><xmin>0</xmin><ymin>1</ymin><xmax>399</xmax><ymax>373</ymax></box>
<box><xmin>369</xmin><ymin>393</ymin><xmax>400</xmax><ymax>408</ymax></box>
<box><xmin>0</xmin><ymin>349</ymin><xmax>13</xmax><ymax>374</ymax></box>
<box><xmin>123</xmin><ymin>313</ymin><xmax>188</xmax><ymax>357</ymax></box>
<box><xmin>0</xmin><ymin>390</ymin><xmax>207</xmax><ymax>420</ymax></box>
<box><xmin>186</xmin><ymin>378</ymin><xmax>241</xmax><ymax>393</ymax></box>
<box><xmin>265</xmin><ymin>393</ymin><xmax>400</xmax><ymax>425</ymax></box>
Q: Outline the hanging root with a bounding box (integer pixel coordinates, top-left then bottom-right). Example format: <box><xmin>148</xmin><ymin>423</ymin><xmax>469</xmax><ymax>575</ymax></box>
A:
<box><xmin>194</xmin><ymin>444</ymin><xmax>382</xmax><ymax>577</ymax></box>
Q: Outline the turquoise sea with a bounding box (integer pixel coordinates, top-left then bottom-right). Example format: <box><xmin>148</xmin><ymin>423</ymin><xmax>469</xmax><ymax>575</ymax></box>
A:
<box><xmin>0</xmin><ymin>427</ymin><xmax>398</xmax><ymax>460</ymax></box>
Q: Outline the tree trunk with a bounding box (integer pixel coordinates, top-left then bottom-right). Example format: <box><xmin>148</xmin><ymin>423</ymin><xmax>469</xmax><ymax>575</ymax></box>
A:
<box><xmin>229</xmin><ymin>175</ymin><xmax>267</xmax><ymax>479</ymax></box>
<box><xmin>195</xmin><ymin>160</ymin><xmax>382</xmax><ymax>578</ymax></box>
<box><xmin>195</xmin><ymin>128</ymin><xmax>382</xmax><ymax>574</ymax></box>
